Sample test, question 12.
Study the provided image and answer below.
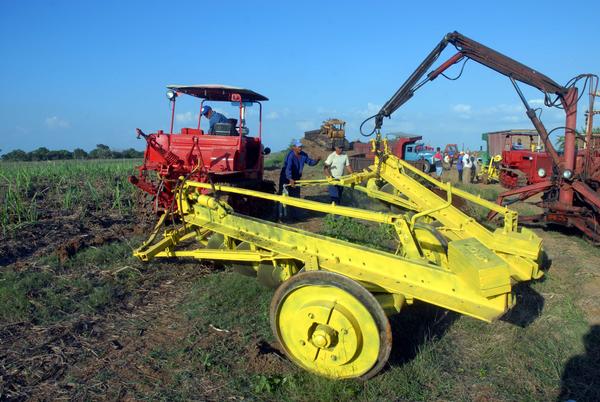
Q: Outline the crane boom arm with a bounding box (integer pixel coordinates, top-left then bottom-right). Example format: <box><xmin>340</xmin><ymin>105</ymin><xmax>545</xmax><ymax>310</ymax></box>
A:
<box><xmin>377</xmin><ymin>31</ymin><xmax>567</xmax><ymax>127</ymax></box>
<box><xmin>375</xmin><ymin>31</ymin><xmax>571</xmax><ymax>166</ymax></box>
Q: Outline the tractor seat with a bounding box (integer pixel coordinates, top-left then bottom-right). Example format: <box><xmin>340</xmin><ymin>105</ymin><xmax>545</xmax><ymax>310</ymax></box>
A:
<box><xmin>213</xmin><ymin>118</ymin><xmax>238</xmax><ymax>136</ymax></box>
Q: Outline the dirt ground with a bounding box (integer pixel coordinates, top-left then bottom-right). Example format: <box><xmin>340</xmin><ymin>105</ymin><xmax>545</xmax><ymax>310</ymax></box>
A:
<box><xmin>0</xmin><ymin>182</ymin><xmax>294</xmax><ymax>400</ymax></box>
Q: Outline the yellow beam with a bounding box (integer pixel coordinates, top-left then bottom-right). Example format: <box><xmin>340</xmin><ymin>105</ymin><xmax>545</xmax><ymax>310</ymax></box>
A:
<box><xmin>295</xmin><ymin>176</ymin><xmax>420</xmax><ymax>211</ymax></box>
<box><xmin>184</xmin><ymin>180</ymin><xmax>403</xmax><ymax>225</ymax></box>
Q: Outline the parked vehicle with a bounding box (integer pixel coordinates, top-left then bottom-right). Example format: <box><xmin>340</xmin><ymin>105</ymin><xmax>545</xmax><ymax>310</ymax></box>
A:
<box><xmin>350</xmin><ymin>135</ymin><xmax>435</xmax><ymax>172</ymax></box>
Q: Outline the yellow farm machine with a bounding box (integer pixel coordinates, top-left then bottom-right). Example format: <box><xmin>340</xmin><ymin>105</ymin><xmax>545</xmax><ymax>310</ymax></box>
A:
<box><xmin>478</xmin><ymin>154</ymin><xmax>502</xmax><ymax>184</ymax></box>
<box><xmin>129</xmin><ymin>29</ymin><xmax>600</xmax><ymax>379</ymax></box>
<box><xmin>133</xmin><ymin>133</ymin><xmax>543</xmax><ymax>379</ymax></box>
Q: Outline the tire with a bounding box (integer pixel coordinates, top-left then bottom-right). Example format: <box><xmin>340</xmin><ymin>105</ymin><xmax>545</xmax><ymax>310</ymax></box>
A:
<box><xmin>422</xmin><ymin>160</ymin><xmax>431</xmax><ymax>173</ymax></box>
<box><xmin>270</xmin><ymin>271</ymin><xmax>392</xmax><ymax>380</ymax></box>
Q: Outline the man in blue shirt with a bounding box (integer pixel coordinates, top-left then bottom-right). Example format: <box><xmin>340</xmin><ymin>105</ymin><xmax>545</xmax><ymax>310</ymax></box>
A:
<box><xmin>512</xmin><ymin>138</ymin><xmax>525</xmax><ymax>150</ymax></box>
<box><xmin>202</xmin><ymin>105</ymin><xmax>229</xmax><ymax>134</ymax></box>
<box><xmin>278</xmin><ymin>140</ymin><xmax>320</xmax><ymax>219</ymax></box>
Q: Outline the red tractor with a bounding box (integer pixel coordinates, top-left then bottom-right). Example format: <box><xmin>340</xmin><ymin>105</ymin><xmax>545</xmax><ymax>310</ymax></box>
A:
<box><xmin>129</xmin><ymin>85</ymin><xmax>274</xmax><ymax>213</ymax></box>
<box><xmin>496</xmin><ymin>131</ymin><xmax>554</xmax><ymax>188</ymax></box>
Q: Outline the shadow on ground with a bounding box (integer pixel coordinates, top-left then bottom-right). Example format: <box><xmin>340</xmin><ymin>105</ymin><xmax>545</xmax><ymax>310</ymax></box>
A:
<box><xmin>559</xmin><ymin>324</ymin><xmax>600</xmax><ymax>402</ymax></box>
<box><xmin>501</xmin><ymin>249</ymin><xmax>551</xmax><ymax>327</ymax></box>
<box><xmin>387</xmin><ymin>302</ymin><xmax>459</xmax><ymax>367</ymax></box>
<box><xmin>501</xmin><ymin>283</ymin><xmax>545</xmax><ymax>327</ymax></box>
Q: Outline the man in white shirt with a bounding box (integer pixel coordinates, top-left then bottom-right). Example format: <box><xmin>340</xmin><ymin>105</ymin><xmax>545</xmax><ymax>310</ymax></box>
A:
<box><xmin>324</xmin><ymin>145</ymin><xmax>353</xmax><ymax>204</ymax></box>
<box><xmin>462</xmin><ymin>151</ymin><xmax>473</xmax><ymax>184</ymax></box>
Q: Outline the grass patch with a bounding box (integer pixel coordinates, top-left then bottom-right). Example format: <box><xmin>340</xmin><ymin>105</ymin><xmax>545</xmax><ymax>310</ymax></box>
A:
<box><xmin>320</xmin><ymin>214</ymin><xmax>396</xmax><ymax>252</ymax></box>
<box><xmin>0</xmin><ymin>240</ymin><xmax>143</xmax><ymax>324</ymax></box>
<box><xmin>454</xmin><ymin>182</ymin><xmax>501</xmax><ymax>202</ymax></box>
<box><xmin>183</xmin><ymin>270</ymin><xmax>273</xmax><ymax>341</ymax></box>
<box><xmin>264</xmin><ymin>150</ymin><xmax>288</xmax><ymax>170</ymax></box>
<box><xmin>0</xmin><ymin>159</ymin><xmax>140</xmax><ymax>234</ymax></box>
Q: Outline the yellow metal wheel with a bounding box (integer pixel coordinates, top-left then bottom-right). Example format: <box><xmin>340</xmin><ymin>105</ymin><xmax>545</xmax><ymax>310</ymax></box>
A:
<box><xmin>270</xmin><ymin>271</ymin><xmax>392</xmax><ymax>379</ymax></box>
<box><xmin>230</xmin><ymin>242</ymin><xmax>258</xmax><ymax>277</ymax></box>
<box><xmin>257</xmin><ymin>260</ymin><xmax>299</xmax><ymax>288</ymax></box>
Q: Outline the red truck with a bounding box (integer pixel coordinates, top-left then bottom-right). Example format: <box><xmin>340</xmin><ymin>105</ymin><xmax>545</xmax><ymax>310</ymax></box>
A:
<box><xmin>350</xmin><ymin>135</ymin><xmax>434</xmax><ymax>172</ymax></box>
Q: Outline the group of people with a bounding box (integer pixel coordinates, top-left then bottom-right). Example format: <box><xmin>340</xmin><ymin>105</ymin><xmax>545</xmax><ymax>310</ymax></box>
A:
<box><xmin>455</xmin><ymin>150</ymin><xmax>478</xmax><ymax>183</ymax></box>
<box><xmin>432</xmin><ymin>148</ymin><xmax>478</xmax><ymax>183</ymax></box>
<box><xmin>277</xmin><ymin>139</ymin><xmax>480</xmax><ymax>220</ymax></box>
<box><xmin>278</xmin><ymin>141</ymin><xmax>352</xmax><ymax>220</ymax></box>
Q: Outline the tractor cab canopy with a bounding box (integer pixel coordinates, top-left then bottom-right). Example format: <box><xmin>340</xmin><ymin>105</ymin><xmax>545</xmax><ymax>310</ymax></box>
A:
<box><xmin>167</xmin><ymin>85</ymin><xmax>268</xmax><ymax>102</ymax></box>
<box><xmin>165</xmin><ymin>85</ymin><xmax>268</xmax><ymax>138</ymax></box>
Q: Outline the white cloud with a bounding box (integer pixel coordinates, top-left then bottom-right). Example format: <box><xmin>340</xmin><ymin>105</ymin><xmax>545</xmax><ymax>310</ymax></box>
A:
<box><xmin>501</xmin><ymin>115</ymin><xmax>523</xmax><ymax>123</ymax></box>
<box><xmin>175</xmin><ymin>111</ymin><xmax>198</xmax><ymax>123</ymax></box>
<box><xmin>365</xmin><ymin>102</ymin><xmax>380</xmax><ymax>115</ymax></box>
<box><xmin>452</xmin><ymin>104</ymin><xmax>472</xmax><ymax>114</ymax></box>
<box><xmin>528</xmin><ymin>98</ymin><xmax>545</xmax><ymax>106</ymax></box>
<box><xmin>295</xmin><ymin>120</ymin><xmax>315</xmax><ymax>131</ymax></box>
<box><xmin>317</xmin><ymin>106</ymin><xmax>339</xmax><ymax>115</ymax></box>
<box><xmin>266</xmin><ymin>111</ymin><xmax>279</xmax><ymax>120</ymax></box>
<box><xmin>45</xmin><ymin>116</ymin><xmax>70</xmax><ymax>129</ymax></box>
<box><xmin>483</xmin><ymin>103</ymin><xmax>523</xmax><ymax>115</ymax></box>
<box><xmin>349</xmin><ymin>102</ymin><xmax>382</xmax><ymax>119</ymax></box>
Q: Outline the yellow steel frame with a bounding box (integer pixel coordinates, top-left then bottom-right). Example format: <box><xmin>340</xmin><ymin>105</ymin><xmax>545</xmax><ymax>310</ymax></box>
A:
<box><xmin>134</xmin><ymin>138</ymin><xmax>543</xmax><ymax>324</ymax></box>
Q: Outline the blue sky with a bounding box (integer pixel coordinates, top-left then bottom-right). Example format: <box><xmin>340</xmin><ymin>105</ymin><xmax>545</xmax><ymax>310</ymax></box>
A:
<box><xmin>1</xmin><ymin>0</ymin><xmax>598</xmax><ymax>153</ymax></box>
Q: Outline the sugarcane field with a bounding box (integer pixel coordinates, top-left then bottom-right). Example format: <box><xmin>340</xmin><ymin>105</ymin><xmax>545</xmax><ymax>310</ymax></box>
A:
<box><xmin>1</xmin><ymin>3</ymin><xmax>599</xmax><ymax>401</ymax></box>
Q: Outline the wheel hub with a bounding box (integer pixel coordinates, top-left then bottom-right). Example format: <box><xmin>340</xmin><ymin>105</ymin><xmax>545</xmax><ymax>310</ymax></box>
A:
<box><xmin>310</xmin><ymin>324</ymin><xmax>337</xmax><ymax>349</ymax></box>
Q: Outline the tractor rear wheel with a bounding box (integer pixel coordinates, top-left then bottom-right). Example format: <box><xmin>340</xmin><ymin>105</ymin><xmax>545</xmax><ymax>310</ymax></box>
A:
<box><xmin>270</xmin><ymin>271</ymin><xmax>392</xmax><ymax>379</ymax></box>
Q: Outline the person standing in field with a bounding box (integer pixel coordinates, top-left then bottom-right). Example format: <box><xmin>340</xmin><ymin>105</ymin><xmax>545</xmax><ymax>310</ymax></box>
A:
<box><xmin>470</xmin><ymin>153</ymin><xmax>478</xmax><ymax>183</ymax></box>
<box><xmin>278</xmin><ymin>140</ymin><xmax>320</xmax><ymax>219</ymax></box>
<box><xmin>443</xmin><ymin>152</ymin><xmax>451</xmax><ymax>168</ymax></box>
<box><xmin>462</xmin><ymin>151</ymin><xmax>473</xmax><ymax>184</ymax></box>
<box><xmin>433</xmin><ymin>147</ymin><xmax>443</xmax><ymax>179</ymax></box>
<box><xmin>324</xmin><ymin>145</ymin><xmax>353</xmax><ymax>205</ymax></box>
<box><xmin>456</xmin><ymin>151</ymin><xmax>464</xmax><ymax>183</ymax></box>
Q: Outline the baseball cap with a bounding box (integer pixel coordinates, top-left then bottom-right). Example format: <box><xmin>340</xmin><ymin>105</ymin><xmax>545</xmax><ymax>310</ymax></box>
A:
<box><xmin>293</xmin><ymin>139</ymin><xmax>303</xmax><ymax>147</ymax></box>
<box><xmin>201</xmin><ymin>105</ymin><xmax>212</xmax><ymax>116</ymax></box>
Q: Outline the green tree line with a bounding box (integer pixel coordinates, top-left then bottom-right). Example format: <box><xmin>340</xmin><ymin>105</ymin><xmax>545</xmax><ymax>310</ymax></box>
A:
<box><xmin>1</xmin><ymin>144</ymin><xmax>143</xmax><ymax>161</ymax></box>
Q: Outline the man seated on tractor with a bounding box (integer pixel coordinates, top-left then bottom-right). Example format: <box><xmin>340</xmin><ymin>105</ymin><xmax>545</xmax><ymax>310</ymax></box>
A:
<box><xmin>512</xmin><ymin>138</ymin><xmax>525</xmax><ymax>150</ymax></box>
<box><xmin>201</xmin><ymin>105</ymin><xmax>229</xmax><ymax>134</ymax></box>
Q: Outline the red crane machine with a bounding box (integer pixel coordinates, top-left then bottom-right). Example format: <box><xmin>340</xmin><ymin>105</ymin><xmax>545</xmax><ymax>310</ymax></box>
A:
<box><xmin>365</xmin><ymin>31</ymin><xmax>600</xmax><ymax>242</ymax></box>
